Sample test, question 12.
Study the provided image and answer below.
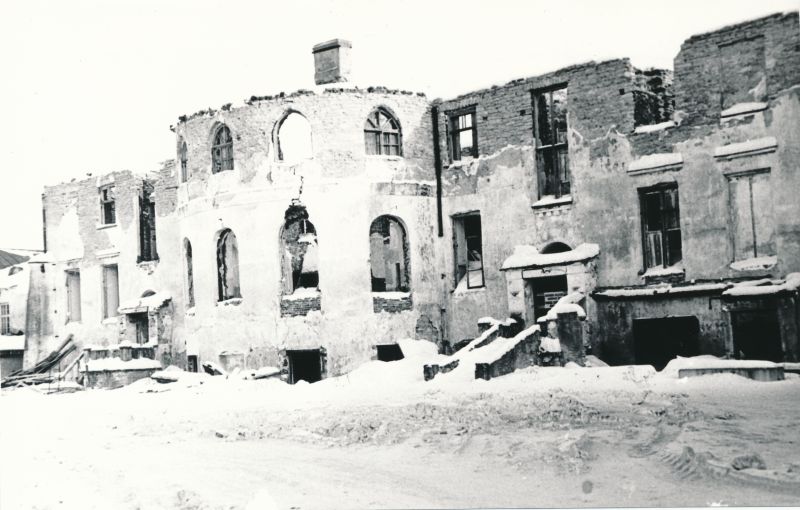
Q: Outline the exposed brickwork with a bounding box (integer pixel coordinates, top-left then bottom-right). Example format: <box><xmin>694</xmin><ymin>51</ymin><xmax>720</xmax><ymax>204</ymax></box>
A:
<box><xmin>372</xmin><ymin>295</ymin><xmax>413</xmax><ymax>313</ymax></box>
<box><xmin>280</xmin><ymin>295</ymin><xmax>322</xmax><ymax>317</ymax></box>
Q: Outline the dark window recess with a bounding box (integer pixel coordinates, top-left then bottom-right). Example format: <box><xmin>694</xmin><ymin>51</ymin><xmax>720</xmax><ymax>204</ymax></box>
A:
<box><xmin>369</xmin><ymin>216</ymin><xmax>410</xmax><ymax>292</ymax></box>
<box><xmin>0</xmin><ymin>303</ymin><xmax>9</xmax><ymax>334</ymax></box>
<box><xmin>179</xmin><ymin>140</ymin><xmax>188</xmax><ymax>183</ymax></box>
<box><xmin>216</xmin><ymin>229</ymin><xmax>241</xmax><ymax>301</ymax></box>
<box><xmin>138</xmin><ymin>182</ymin><xmax>158</xmax><ymax>262</ymax></box>
<box><xmin>211</xmin><ymin>124</ymin><xmax>234</xmax><ymax>173</ymax></box>
<box><xmin>281</xmin><ymin>204</ymin><xmax>319</xmax><ymax>294</ymax></box>
<box><xmin>640</xmin><ymin>185</ymin><xmax>682</xmax><ymax>270</ymax></box>
<box><xmin>731</xmin><ymin>309</ymin><xmax>783</xmax><ymax>362</ymax></box>
<box><xmin>633</xmin><ymin>316</ymin><xmax>700</xmax><ymax>371</ymax></box>
<box><xmin>449</xmin><ymin>109</ymin><xmax>477</xmax><ymax>161</ymax></box>
<box><xmin>130</xmin><ymin>312</ymin><xmax>149</xmax><ymax>344</ymax></box>
<box><xmin>533</xmin><ymin>86</ymin><xmax>570</xmax><ymax>198</ymax></box>
<box><xmin>364</xmin><ymin>108</ymin><xmax>402</xmax><ymax>156</ymax></box>
<box><xmin>453</xmin><ymin>213</ymin><xmax>484</xmax><ymax>289</ymax></box>
<box><xmin>287</xmin><ymin>349</ymin><xmax>322</xmax><ymax>384</ymax></box>
<box><xmin>530</xmin><ymin>275</ymin><xmax>568</xmax><ymax>322</ymax></box>
<box><xmin>376</xmin><ymin>344</ymin><xmax>405</xmax><ymax>362</ymax></box>
<box><xmin>184</xmin><ymin>239</ymin><xmax>195</xmax><ymax>308</ymax></box>
<box><xmin>187</xmin><ymin>355</ymin><xmax>198</xmax><ymax>373</ymax></box>
<box><xmin>99</xmin><ymin>185</ymin><xmax>116</xmax><ymax>225</ymax></box>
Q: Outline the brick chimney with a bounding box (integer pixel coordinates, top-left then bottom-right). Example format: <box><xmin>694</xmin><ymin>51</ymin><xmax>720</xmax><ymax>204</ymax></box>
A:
<box><xmin>312</xmin><ymin>39</ymin><xmax>352</xmax><ymax>85</ymax></box>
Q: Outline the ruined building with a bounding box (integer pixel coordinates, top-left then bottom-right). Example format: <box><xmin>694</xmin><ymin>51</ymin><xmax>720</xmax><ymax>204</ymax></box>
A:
<box><xmin>19</xmin><ymin>13</ymin><xmax>800</xmax><ymax>385</ymax></box>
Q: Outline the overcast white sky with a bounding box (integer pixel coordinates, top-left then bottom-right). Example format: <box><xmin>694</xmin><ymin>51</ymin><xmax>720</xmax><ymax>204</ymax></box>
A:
<box><xmin>1</xmin><ymin>0</ymin><xmax>798</xmax><ymax>250</ymax></box>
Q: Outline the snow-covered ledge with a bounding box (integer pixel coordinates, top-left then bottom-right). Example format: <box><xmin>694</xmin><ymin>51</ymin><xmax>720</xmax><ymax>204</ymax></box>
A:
<box><xmin>627</xmin><ymin>153</ymin><xmax>683</xmax><ymax>175</ymax></box>
<box><xmin>532</xmin><ymin>194</ymin><xmax>572</xmax><ymax>209</ymax></box>
<box><xmin>633</xmin><ymin>120</ymin><xmax>676</xmax><ymax>134</ymax></box>
<box><xmin>730</xmin><ymin>256</ymin><xmax>777</xmax><ymax>272</ymax></box>
<box><xmin>720</xmin><ymin>102</ymin><xmax>767</xmax><ymax>119</ymax></box>
<box><xmin>714</xmin><ymin>137</ymin><xmax>777</xmax><ymax>160</ymax></box>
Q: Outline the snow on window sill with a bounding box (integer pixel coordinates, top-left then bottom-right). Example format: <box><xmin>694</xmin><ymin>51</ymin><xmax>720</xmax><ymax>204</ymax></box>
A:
<box><xmin>101</xmin><ymin>317</ymin><xmax>118</xmax><ymax>325</ymax></box>
<box><xmin>730</xmin><ymin>256</ymin><xmax>777</xmax><ymax>272</ymax></box>
<box><xmin>641</xmin><ymin>264</ymin><xmax>685</xmax><ymax>279</ymax></box>
<box><xmin>633</xmin><ymin>120</ymin><xmax>677</xmax><ymax>134</ymax></box>
<box><xmin>532</xmin><ymin>194</ymin><xmax>572</xmax><ymax>209</ymax></box>
<box><xmin>452</xmin><ymin>278</ymin><xmax>485</xmax><ymax>296</ymax></box>
<box><xmin>216</xmin><ymin>297</ymin><xmax>243</xmax><ymax>306</ymax></box>
<box><xmin>96</xmin><ymin>223</ymin><xmax>117</xmax><ymax>230</ymax></box>
<box><xmin>372</xmin><ymin>291</ymin><xmax>411</xmax><ymax>300</ymax></box>
<box><xmin>720</xmin><ymin>102</ymin><xmax>767</xmax><ymax>119</ymax></box>
<box><xmin>628</xmin><ymin>153</ymin><xmax>683</xmax><ymax>175</ymax></box>
<box><xmin>185</xmin><ymin>307</ymin><xmax>196</xmax><ymax>317</ymax></box>
<box><xmin>365</xmin><ymin>154</ymin><xmax>404</xmax><ymax>161</ymax></box>
<box><xmin>282</xmin><ymin>288</ymin><xmax>321</xmax><ymax>300</ymax></box>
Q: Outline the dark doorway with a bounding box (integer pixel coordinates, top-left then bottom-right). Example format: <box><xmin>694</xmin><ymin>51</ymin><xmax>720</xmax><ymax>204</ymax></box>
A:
<box><xmin>529</xmin><ymin>275</ymin><xmax>568</xmax><ymax>321</ymax></box>
<box><xmin>376</xmin><ymin>343</ymin><xmax>404</xmax><ymax>362</ymax></box>
<box><xmin>731</xmin><ymin>309</ymin><xmax>783</xmax><ymax>362</ymax></box>
<box><xmin>130</xmin><ymin>313</ymin><xmax>149</xmax><ymax>344</ymax></box>
<box><xmin>632</xmin><ymin>316</ymin><xmax>700</xmax><ymax>370</ymax></box>
<box><xmin>286</xmin><ymin>349</ymin><xmax>322</xmax><ymax>384</ymax></box>
<box><xmin>187</xmin><ymin>355</ymin><xmax>198</xmax><ymax>373</ymax></box>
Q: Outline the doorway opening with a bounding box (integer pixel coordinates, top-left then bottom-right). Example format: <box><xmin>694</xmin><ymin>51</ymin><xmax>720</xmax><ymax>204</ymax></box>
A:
<box><xmin>731</xmin><ymin>309</ymin><xmax>783</xmax><ymax>362</ymax></box>
<box><xmin>286</xmin><ymin>349</ymin><xmax>323</xmax><ymax>384</ymax></box>
<box><xmin>529</xmin><ymin>275</ymin><xmax>568</xmax><ymax>321</ymax></box>
<box><xmin>129</xmin><ymin>312</ymin><xmax>149</xmax><ymax>345</ymax></box>
<box><xmin>376</xmin><ymin>343</ymin><xmax>404</xmax><ymax>362</ymax></box>
<box><xmin>632</xmin><ymin>316</ymin><xmax>700</xmax><ymax>370</ymax></box>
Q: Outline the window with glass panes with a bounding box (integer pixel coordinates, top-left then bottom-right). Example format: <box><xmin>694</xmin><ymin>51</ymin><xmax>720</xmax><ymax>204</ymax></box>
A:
<box><xmin>639</xmin><ymin>184</ymin><xmax>682</xmax><ymax>270</ymax></box>
<box><xmin>533</xmin><ymin>86</ymin><xmax>570</xmax><ymax>198</ymax></box>
<box><xmin>449</xmin><ymin>109</ymin><xmax>477</xmax><ymax>161</ymax></box>
<box><xmin>364</xmin><ymin>108</ymin><xmax>402</xmax><ymax>156</ymax></box>
<box><xmin>211</xmin><ymin>125</ymin><xmax>234</xmax><ymax>173</ymax></box>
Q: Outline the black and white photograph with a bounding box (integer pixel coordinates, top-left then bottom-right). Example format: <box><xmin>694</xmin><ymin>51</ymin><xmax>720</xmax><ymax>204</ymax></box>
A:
<box><xmin>1</xmin><ymin>1</ymin><xmax>799</xmax><ymax>508</ymax></box>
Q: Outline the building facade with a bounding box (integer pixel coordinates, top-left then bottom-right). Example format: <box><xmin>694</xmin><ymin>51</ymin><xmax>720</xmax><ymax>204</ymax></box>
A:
<box><xmin>25</xmin><ymin>13</ymin><xmax>800</xmax><ymax>382</ymax></box>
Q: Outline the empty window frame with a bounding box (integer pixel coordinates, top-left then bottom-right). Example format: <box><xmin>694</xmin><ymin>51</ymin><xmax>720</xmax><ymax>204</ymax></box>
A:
<box><xmin>369</xmin><ymin>216</ymin><xmax>410</xmax><ymax>292</ymax></box>
<box><xmin>453</xmin><ymin>213</ymin><xmax>484</xmax><ymax>289</ymax></box>
<box><xmin>276</xmin><ymin>112</ymin><xmax>313</xmax><ymax>162</ymax></box>
<box><xmin>533</xmin><ymin>86</ymin><xmax>570</xmax><ymax>198</ymax></box>
<box><xmin>639</xmin><ymin>184</ymin><xmax>682</xmax><ymax>270</ymax></box>
<box><xmin>0</xmin><ymin>303</ymin><xmax>9</xmax><ymax>334</ymax></box>
<box><xmin>727</xmin><ymin>169</ymin><xmax>775</xmax><ymax>261</ymax></box>
<box><xmin>138</xmin><ymin>182</ymin><xmax>158</xmax><ymax>262</ymax></box>
<box><xmin>448</xmin><ymin>108</ymin><xmax>477</xmax><ymax>161</ymax></box>
<box><xmin>364</xmin><ymin>108</ymin><xmax>402</xmax><ymax>156</ymax></box>
<box><xmin>281</xmin><ymin>208</ymin><xmax>319</xmax><ymax>294</ymax></box>
<box><xmin>216</xmin><ymin>229</ymin><xmax>241</xmax><ymax>301</ymax></box>
<box><xmin>211</xmin><ymin>124</ymin><xmax>234</xmax><ymax>173</ymax></box>
<box><xmin>179</xmin><ymin>140</ymin><xmax>188</xmax><ymax>183</ymax></box>
<box><xmin>66</xmin><ymin>269</ymin><xmax>82</xmax><ymax>323</ymax></box>
<box><xmin>102</xmin><ymin>264</ymin><xmax>120</xmax><ymax>319</ymax></box>
<box><xmin>184</xmin><ymin>239</ymin><xmax>195</xmax><ymax>308</ymax></box>
<box><xmin>99</xmin><ymin>185</ymin><xmax>116</xmax><ymax>225</ymax></box>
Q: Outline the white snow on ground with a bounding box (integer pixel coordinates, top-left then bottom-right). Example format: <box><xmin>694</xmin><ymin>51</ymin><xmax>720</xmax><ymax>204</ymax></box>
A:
<box><xmin>3</xmin><ymin>350</ymin><xmax>800</xmax><ymax>509</ymax></box>
<box><xmin>628</xmin><ymin>153</ymin><xmax>683</xmax><ymax>173</ymax></box>
<box><xmin>85</xmin><ymin>357</ymin><xmax>162</xmax><ymax>372</ymax></box>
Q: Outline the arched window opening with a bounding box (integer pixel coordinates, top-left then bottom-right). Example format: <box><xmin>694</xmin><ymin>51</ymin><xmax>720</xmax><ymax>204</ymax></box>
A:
<box><xmin>184</xmin><ymin>239</ymin><xmax>195</xmax><ymax>308</ymax></box>
<box><xmin>281</xmin><ymin>204</ymin><xmax>319</xmax><ymax>294</ymax></box>
<box><xmin>277</xmin><ymin>112</ymin><xmax>313</xmax><ymax>162</ymax></box>
<box><xmin>369</xmin><ymin>216</ymin><xmax>409</xmax><ymax>292</ymax></box>
<box><xmin>541</xmin><ymin>242</ymin><xmax>572</xmax><ymax>254</ymax></box>
<box><xmin>216</xmin><ymin>229</ymin><xmax>241</xmax><ymax>301</ymax></box>
<box><xmin>179</xmin><ymin>140</ymin><xmax>188</xmax><ymax>183</ymax></box>
<box><xmin>364</xmin><ymin>108</ymin><xmax>402</xmax><ymax>156</ymax></box>
<box><xmin>211</xmin><ymin>125</ymin><xmax>234</xmax><ymax>173</ymax></box>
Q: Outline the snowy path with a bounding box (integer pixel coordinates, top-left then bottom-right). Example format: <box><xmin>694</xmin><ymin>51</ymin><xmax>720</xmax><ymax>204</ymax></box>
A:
<box><xmin>2</xmin><ymin>356</ymin><xmax>800</xmax><ymax>509</ymax></box>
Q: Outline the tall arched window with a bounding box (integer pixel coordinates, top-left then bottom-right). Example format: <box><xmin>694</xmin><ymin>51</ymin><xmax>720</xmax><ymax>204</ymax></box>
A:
<box><xmin>184</xmin><ymin>239</ymin><xmax>195</xmax><ymax>308</ymax></box>
<box><xmin>369</xmin><ymin>216</ymin><xmax>409</xmax><ymax>292</ymax></box>
<box><xmin>281</xmin><ymin>204</ymin><xmax>319</xmax><ymax>294</ymax></box>
<box><xmin>216</xmin><ymin>229</ymin><xmax>241</xmax><ymax>301</ymax></box>
<box><xmin>276</xmin><ymin>112</ymin><xmax>312</xmax><ymax>162</ymax></box>
<box><xmin>211</xmin><ymin>124</ymin><xmax>234</xmax><ymax>173</ymax></box>
<box><xmin>364</xmin><ymin>108</ymin><xmax>402</xmax><ymax>156</ymax></box>
<box><xmin>179</xmin><ymin>140</ymin><xmax>188</xmax><ymax>183</ymax></box>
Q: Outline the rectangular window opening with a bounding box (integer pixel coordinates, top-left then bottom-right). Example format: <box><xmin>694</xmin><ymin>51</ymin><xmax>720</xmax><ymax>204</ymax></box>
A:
<box><xmin>66</xmin><ymin>269</ymin><xmax>82</xmax><ymax>323</ymax></box>
<box><xmin>138</xmin><ymin>182</ymin><xmax>158</xmax><ymax>262</ymax></box>
<box><xmin>102</xmin><ymin>264</ymin><xmax>120</xmax><ymax>320</ymax></box>
<box><xmin>99</xmin><ymin>185</ymin><xmax>116</xmax><ymax>225</ymax></box>
<box><xmin>533</xmin><ymin>86</ymin><xmax>570</xmax><ymax>199</ymax></box>
<box><xmin>728</xmin><ymin>170</ymin><xmax>774</xmax><ymax>262</ymax></box>
<box><xmin>639</xmin><ymin>185</ymin><xmax>682</xmax><ymax>271</ymax></box>
<box><xmin>453</xmin><ymin>213</ymin><xmax>484</xmax><ymax>289</ymax></box>
<box><xmin>0</xmin><ymin>303</ymin><xmax>10</xmax><ymax>335</ymax></box>
<box><xmin>448</xmin><ymin>109</ymin><xmax>477</xmax><ymax>161</ymax></box>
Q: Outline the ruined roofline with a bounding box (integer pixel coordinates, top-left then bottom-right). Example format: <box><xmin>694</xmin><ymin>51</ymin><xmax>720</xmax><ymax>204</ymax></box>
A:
<box><xmin>42</xmin><ymin>167</ymin><xmax>163</xmax><ymax>191</ymax></box>
<box><xmin>175</xmin><ymin>86</ymin><xmax>428</xmax><ymax>126</ymax></box>
<box><xmin>682</xmin><ymin>11</ymin><xmax>797</xmax><ymax>44</ymax></box>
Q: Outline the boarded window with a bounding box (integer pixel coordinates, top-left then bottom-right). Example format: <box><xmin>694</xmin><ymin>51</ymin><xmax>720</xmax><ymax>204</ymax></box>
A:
<box><xmin>66</xmin><ymin>270</ymin><xmax>82</xmax><ymax>323</ymax></box>
<box><xmin>533</xmin><ymin>86</ymin><xmax>570</xmax><ymax>198</ymax></box>
<box><xmin>281</xmin><ymin>206</ymin><xmax>319</xmax><ymax>294</ymax></box>
<box><xmin>364</xmin><ymin>108</ymin><xmax>402</xmax><ymax>156</ymax></box>
<box><xmin>184</xmin><ymin>239</ymin><xmax>195</xmax><ymax>308</ymax></box>
<box><xmin>728</xmin><ymin>170</ymin><xmax>774</xmax><ymax>261</ymax></box>
<box><xmin>102</xmin><ymin>265</ymin><xmax>119</xmax><ymax>319</ymax></box>
<box><xmin>138</xmin><ymin>182</ymin><xmax>158</xmax><ymax>262</ymax></box>
<box><xmin>211</xmin><ymin>125</ymin><xmax>234</xmax><ymax>173</ymax></box>
<box><xmin>449</xmin><ymin>109</ymin><xmax>477</xmax><ymax>161</ymax></box>
<box><xmin>719</xmin><ymin>36</ymin><xmax>766</xmax><ymax>110</ymax></box>
<box><xmin>216</xmin><ymin>229</ymin><xmax>241</xmax><ymax>301</ymax></box>
<box><xmin>179</xmin><ymin>140</ymin><xmax>188</xmax><ymax>183</ymax></box>
<box><xmin>99</xmin><ymin>185</ymin><xmax>116</xmax><ymax>225</ymax></box>
<box><xmin>453</xmin><ymin>213</ymin><xmax>484</xmax><ymax>289</ymax></box>
<box><xmin>640</xmin><ymin>185</ymin><xmax>682</xmax><ymax>269</ymax></box>
<box><xmin>369</xmin><ymin>216</ymin><xmax>410</xmax><ymax>292</ymax></box>
<box><xmin>0</xmin><ymin>303</ymin><xmax>10</xmax><ymax>334</ymax></box>
<box><xmin>277</xmin><ymin>113</ymin><xmax>313</xmax><ymax>162</ymax></box>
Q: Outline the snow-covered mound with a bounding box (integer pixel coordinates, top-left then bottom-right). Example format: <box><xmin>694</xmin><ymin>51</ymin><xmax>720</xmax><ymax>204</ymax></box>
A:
<box><xmin>659</xmin><ymin>355</ymin><xmax>779</xmax><ymax>379</ymax></box>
